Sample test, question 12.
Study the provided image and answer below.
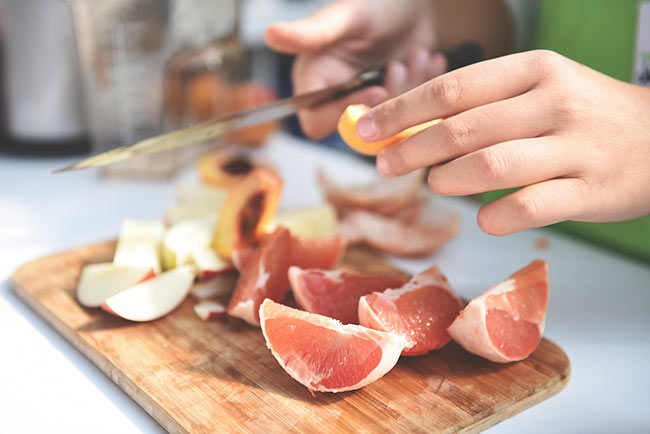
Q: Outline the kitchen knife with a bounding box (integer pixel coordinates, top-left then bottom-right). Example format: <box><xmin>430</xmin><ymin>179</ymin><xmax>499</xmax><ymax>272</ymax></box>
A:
<box><xmin>54</xmin><ymin>43</ymin><xmax>480</xmax><ymax>174</ymax></box>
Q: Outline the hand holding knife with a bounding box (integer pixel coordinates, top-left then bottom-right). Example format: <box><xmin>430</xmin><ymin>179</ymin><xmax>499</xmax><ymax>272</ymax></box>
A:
<box><xmin>54</xmin><ymin>43</ymin><xmax>480</xmax><ymax>174</ymax></box>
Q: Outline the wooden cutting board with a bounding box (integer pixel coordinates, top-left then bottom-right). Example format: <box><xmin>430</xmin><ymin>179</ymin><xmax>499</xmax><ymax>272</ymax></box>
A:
<box><xmin>12</xmin><ymin>240</ymin><xmax>570</xmax><ymax>433</ymax></box>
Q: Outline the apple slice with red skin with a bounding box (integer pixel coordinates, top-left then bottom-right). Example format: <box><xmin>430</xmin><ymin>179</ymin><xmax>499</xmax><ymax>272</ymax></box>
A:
<box><xmin>192</xmin><ymin>246</ymin><xmax>234</xmax><ymax>281</ymax></box>
<box><xmin>190</xmin><ymin>272</ymin><xmax>238</xmax><ymax>299</ymax></box>
<box><xmin>76</xmin><ymin>263</ymin><xmax>155</xmax><ymax>308</ymax></box>
<box><xmin>102</xmin><ymin>265</ymin><xmax>196</xmax><ymax>322</ymax></box>
<box><xmin>193</xmin><ymin>300</ymin><xmax>227</xmax><ymax>320</ymax></box>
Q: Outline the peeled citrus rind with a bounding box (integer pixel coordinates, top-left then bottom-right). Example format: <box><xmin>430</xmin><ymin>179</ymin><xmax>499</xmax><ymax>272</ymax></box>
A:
<box><xmin>212</xmin><ymin>168</ymin><xmax>282</xmax><ymax>260</ymax></box>
<box><xmin>259</xmin><ymin>299</ymin><xmax>406</xmax><ymax>392</ymax></box>
<box><xmin>337</xmin><ymin>104</ymin><xmax>443</xmax><ymax>156</ymax></box>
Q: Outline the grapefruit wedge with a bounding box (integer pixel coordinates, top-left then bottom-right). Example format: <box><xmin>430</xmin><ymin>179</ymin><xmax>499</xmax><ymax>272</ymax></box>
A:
<box><xmin>447</xmin><ymin>260</ymin><xmax>549</xmax><ymax>363</ymax></box>
<box><xmin>227</xmin><ymin>227</ymin><xmax>292</xmax><ymax>326</ymax></box>
<box><xmin>289</xmin><ymin>268</ymin><xmax>409</xmax><ymax>324</ymax></box>
<box><xmin>359</xmin><ymin>266</ymin><xmax>462</xmax><ymax>356</ymax></box>
<box><xmin>290</xmin><ymin>235</ymin><xmax>347</xmax><ymax>270</ymax></box>
<box><xmin>259</xmin><ymin>299</ymin><xmax>406</xmax><ymax>392</ymax></box>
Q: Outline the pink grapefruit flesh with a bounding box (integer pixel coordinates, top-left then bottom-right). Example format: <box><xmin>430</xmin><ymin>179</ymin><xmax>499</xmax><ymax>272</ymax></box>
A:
<box><xmin>447</xmin><ymin>259</ymin><xmax>549</xmax><ymax>363</ymax></box>
<box><xmin>289</xmin><ymin>268</ymin><xmax>409</xmax><ymax>324</ymax></box>
<box><xmin>226</xmin><ymin>227</ymin><xmax>292</xmax><ymax>326</ymax></box>
<box><xmin>259</xmin><ymin>299</ymin><xmax>405</xmax><ymax>392</ymax></box>
<box><xmin>359</xmin><ymin>266</ymin><xmax>462</xmax><ymax>355</ymax></box>
<box><xmin>290</xmin><ymin>235</ymin><xmax>347</xmax><ymax>270</ymax></box>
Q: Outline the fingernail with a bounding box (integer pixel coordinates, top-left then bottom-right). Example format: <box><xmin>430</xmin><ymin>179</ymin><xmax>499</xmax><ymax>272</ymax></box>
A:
<box><xmin>356</xmin><ymin>115</ymin><xmax>378</xmax><ymax>141</ymax></box>
<box><xmin>376</xmin><ymin>154</ymin><xmax>392</xmax><ymax>177</ymax></box>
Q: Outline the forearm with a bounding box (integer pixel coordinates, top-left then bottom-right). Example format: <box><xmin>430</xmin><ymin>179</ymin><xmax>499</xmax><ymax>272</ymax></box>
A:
<box><xmin>430</xmin><ymin>0</ymin><xmax>514</xmax><ymax>59</ymax></box>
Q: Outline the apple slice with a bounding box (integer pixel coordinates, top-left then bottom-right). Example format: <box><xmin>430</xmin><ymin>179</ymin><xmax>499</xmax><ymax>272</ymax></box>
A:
<box><xmin>269</xmin><ymin>204</ymin><xmax>339</xmax><ymax>239</ymax></box>
<box><xmin>190</xmin><ymin>273</ymin><xmax>238</xmax><ymax>298</ymax></box>
<box><xmin>191</xmin><ymin>246</ymin><xmax>233</xmax><ymax>280</ymax></box>
<box><xmin>113</xmin><ymin>219</ymin><xmax>165</xmax><ymax>273</ymax></box>
<box><xmin>76</xmin><ymin>263</ymin><xmax>154</xmax><ymax>308</ymax></box>
<box><xmin>161</xmin><ymin>215</ymin><xmax>217</xmax><ymax>270</ymax></box>
<box><xmin>102</xmin><ymin>265</ymin><xmax>196</xmax><ymax>322</ymax></box>
<box><xmin>193</xmin><ymin>300</ymin><xmax>227</xmax><ymax>320</ymax></box>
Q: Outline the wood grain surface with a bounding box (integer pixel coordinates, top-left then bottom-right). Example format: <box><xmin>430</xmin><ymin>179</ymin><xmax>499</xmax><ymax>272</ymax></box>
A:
<box><xmin>12</xmin><ymin>240</ymin><xmax>570</xmax><ymax>433</ymax></box>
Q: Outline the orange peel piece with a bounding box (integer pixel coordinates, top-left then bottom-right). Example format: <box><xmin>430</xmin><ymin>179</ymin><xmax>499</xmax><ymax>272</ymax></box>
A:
<box><xmin>337</xmin><ymin>104</ymin><xmax>443</xmax><ymax>156</ymax></box>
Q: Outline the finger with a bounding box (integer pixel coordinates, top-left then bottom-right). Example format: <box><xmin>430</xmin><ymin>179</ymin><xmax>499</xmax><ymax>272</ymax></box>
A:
<box><xmin>425</xmin><ymin>52</ymin><xmax>448</xmax><ymax>81</ymax></box>
<box><xmin>427</xmin><ymin>136</ymin><xmax>579</xmax><ymax>195</ymax></box>
<box><xmin>385</xmin><ymin>61</ymin><xmax>409</xmax><ymax>96</ymax></box>
<box><xmin>377</xmin><ymin>90</ymin><xmax>554</xmax><ymax>176</ymax></box>
<box><xmin>264</xmin><ymin>2</ymin><xmax>361</xmax><ymax>54</ymax></box>
<box><xmin>291</xmin><ymin>54</ymin><xmax>388</xmax><ymax>139</ymax></box>
<box><xmin>356</xmin><ymin>51</ymin><xmax>549</xmax><ymax>141</ymax></box>
<box><xmin>407</xmin><ymin>47</ymin><xmax>431</xmax><ymax>86</ymax></box>
<box><xmin>477</xmin><ymin>178</ymin><xmax>590</xmax><ymax>236</ymax></box>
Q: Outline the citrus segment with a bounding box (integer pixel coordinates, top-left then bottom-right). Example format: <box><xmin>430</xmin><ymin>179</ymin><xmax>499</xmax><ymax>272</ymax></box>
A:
<box><xmin>339</xmin><ymin>208</ymin><xmax>459</xmax><ymax>257</ymax></box>
<box><xmin>359</xmin><ymin>266</ymin><xmax>462</xmax><ymax>355</ymax></box>
<box><xmin>289</xmin><ymin>268</ymin><xmax>409</xmax><ymax>324</ymax></box>
<box><xmin>337</xmin><ymin>104</ymin><xmax>442</xmax><ymax>156</ymax></box>
<box><xmin>289</xmin><ymin>235</ymin><xmax>347</xmax><ymax>271</ymax></box>
<box><xmin>447</xmin><ymin>260</ymin><xmax>549</xmax><ymax>363</ymax></box>
<box><xmin>226</xmin><ymin>227</ymin><xmax>292</xmax><ymax>326</ymax></box>
<box><xmin>259</xmin><ymin>299</ymin><xmax>405</xmax><ymax>392</ymax></box>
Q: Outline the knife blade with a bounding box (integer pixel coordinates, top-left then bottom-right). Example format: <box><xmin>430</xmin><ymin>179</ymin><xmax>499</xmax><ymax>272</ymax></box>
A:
<box><xmin>53</xmin><ymin>43</ymin><xmax>481</xmax><ymax>174</ymax></box>
<box><xmin>53</xmin><ymin>69</ymin><xmax>384</xmax><ymax>173</ymax></box>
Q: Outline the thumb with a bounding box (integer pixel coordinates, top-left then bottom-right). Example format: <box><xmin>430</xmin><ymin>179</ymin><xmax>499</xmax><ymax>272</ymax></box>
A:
<box><xmin>265</xmin><ymin>2</ymin><xmax>360</xmax><ymax>54</ymax></box>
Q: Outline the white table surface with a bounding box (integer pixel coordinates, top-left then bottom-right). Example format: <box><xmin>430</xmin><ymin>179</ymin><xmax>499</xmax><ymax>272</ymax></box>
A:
<box><xmin>1</xmin><ymin>132</ymin><xmax>649</xmax><ymax>434</ymax></box>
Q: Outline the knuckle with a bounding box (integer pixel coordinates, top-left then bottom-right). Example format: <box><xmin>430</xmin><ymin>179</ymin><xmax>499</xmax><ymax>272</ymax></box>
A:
<box><xmin>441</xmin><ymin>119</ymin><xmax>471</xmax><ymax>152</ymax></box>
<box><xmin>478</xmin><ymin>149</ymin><xmax>508</xmax><ymax>182</ymax></box>
<box><xmin>512</xmin><ymin>194</ymin><xmax>541</xmax><ymax>222</ymax></box>
<box><xmin>431</xmin><ymin>75</ymin><xmax>462</xmax><ymax>108</ymax></box>
<box><xmin>552</xmin><ymin>91</ymin><xmax>582</xmax><ymax>122</ymax></box>
<box><xmin>529</xmin><ymin>49</ymin><xmax>564</xmax><ymax>81</ymax></box>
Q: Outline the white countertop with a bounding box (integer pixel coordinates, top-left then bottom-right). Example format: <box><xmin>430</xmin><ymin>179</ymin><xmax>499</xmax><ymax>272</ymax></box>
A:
<box><xmin>1</xmin><ymin>132</ymin><xmax>649</xmax><ymax>433</ymax></box>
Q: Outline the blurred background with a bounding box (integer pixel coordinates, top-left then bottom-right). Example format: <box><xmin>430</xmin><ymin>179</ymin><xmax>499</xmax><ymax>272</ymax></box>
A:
<box><xmin>0</xmin><ymin>0</ymin><xmax>333</xmax><ymax>176</ymax></box>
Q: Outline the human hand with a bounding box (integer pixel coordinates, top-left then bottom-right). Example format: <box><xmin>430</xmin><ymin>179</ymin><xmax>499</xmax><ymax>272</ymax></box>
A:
<box><xmin>355</xmin><ymin>50</ymin><xmax>650</xmax><ymax>235</ymax></box>
<box><xmin>264</xmin><ymin>0</ymin><xmax>446</xmax><ymax>139</ymax></box>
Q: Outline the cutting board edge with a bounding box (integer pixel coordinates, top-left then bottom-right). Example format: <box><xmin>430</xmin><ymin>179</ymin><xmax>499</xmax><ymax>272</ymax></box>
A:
<box><xmin>10</xmin><ymin>271</ymin><xmax>188</xmax><ymax>434</ymax></box>
<box><xmin>457</xmin><ymin>359</ymin><xmax>570</xmax><ymax>434</ymax></box>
